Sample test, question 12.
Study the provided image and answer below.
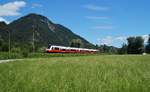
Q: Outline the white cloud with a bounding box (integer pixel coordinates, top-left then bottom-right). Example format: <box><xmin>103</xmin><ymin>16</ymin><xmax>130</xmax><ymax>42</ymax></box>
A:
<box><xmin>115</xmin><ymin>36</ymin><xmax>126</xmax><ymax>41</ymax></box>
<box><xmin>83</xmin><ymin>4</ymin><xmax>109</xmax><ymax>11</ymax></box>
<box><xmin>98</xmin><ymin>36</ymin><xmax>113</xmax><ymax>45</ymax></box>
<box><xmin>142</xmin><ymin>35</ymin><xmax>149</xmax><ymax>43</ymax></box>
<box><xmin>32</xmin><ymin>3</ymin><xmax>42</xmax><ymax>8</ymax></box>
<box><xmin>92</xmin><ymin>25</ymin><xmax>113</xmax><ymax>30</ymax></box>
<box><xmin>0</xmin><ymin>17</ymin><xmax>9</xmax><ymax>24</ymax></box>
<box><xmin>97</xmin><ymin>35</ymin><xmax>149</xmax><ymax>47</ymax></box>
<box><xmin>86</xmin><ymin>16</ymin><xmax>109</xmax><ymax>20</ymax></box>
<box><xmin>97</xmin><ymin>36</ymin><xmax>127</xmax><ymax>46</ymax></box>
<box><xmin>0</xmin><ymin>1</ymin><xmax>26</xmax><ymax>17</ymax></box>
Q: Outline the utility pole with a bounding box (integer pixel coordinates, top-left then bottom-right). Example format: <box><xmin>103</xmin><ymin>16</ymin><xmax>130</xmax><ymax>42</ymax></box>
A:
<box><xmin>32</xmin><ymin>25</ymin><xmax>35</xmax><ymax>53</ymax></box>
<box><xmin>5</xmin><ymin>29</ymin><xmax>10</xmax><ymax>58</ymax></box>
<box><xmin>8</xmin><ymin>30</ymin><xmax>10</xmax><ymax>58</ymax></box>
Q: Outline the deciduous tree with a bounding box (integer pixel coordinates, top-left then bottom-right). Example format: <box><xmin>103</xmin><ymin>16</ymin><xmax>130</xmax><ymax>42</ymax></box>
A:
<box><xmin>127</xmin><ymin>36</ymin><xmax>144</xmax><ymax>54</ymax></box>
<box><xmin>70</xmin><ymin>39</ymin><xmax>83</xmax><ymax>48</ymax></box>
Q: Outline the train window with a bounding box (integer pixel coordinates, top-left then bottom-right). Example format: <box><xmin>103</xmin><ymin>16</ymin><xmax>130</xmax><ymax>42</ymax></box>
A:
<box><xmin>71</xmin><ymin>49</ymin><xmax>76</xmax><ymax>51</ymax></box>
<box><xmin>62</xmin><ymin>49</ymin><xmax>66</xmax><ymax>51</ymax></box>
<box><xmin>54</xmin><ymin>47</ymin><xmax>59</xmax><ymax>50</ymax></box>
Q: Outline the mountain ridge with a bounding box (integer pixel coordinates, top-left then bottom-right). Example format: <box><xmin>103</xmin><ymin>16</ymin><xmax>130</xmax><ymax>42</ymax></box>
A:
<box><xmin>0</xmin><ymin>13</ymin><xmax>95</xmax><ymax>50</ymax></box>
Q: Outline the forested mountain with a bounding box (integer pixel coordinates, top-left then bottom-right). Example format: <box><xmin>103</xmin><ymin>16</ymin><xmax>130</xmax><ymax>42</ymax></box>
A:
<box><xmin>0</xmin><ymin>13</ymin><xmax>94</xmax><ymax>50</ymax></box>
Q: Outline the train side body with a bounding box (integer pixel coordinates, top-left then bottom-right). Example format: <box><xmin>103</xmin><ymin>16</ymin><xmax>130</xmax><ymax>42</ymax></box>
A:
<box><xmin>46</xmin><ymin>45</ymin><xmax>98</xmax><ymax>54</ymax></box>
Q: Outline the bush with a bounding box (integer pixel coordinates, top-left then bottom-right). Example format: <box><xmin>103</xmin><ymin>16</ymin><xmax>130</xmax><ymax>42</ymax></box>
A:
<box><xmin>1</xmin><ymin>43</ymin><xmax>9</xmax><ymax>52</ymax></box>
<box><xmin>37</xmin><ymin>47</ymin><xmax>46</xmax><ymax>53</ymax></box>
<box><xmin>22</xmin><ymin>51</ymin><xmax>29</xmax><ymax>58</ymax></box>
<box><xmin>0</xmin><ymin>52</ymin><xmax>22</xmax><ymax>60</ymax></box>
<box><xmin>11</xmin><ymin>47</ymin><xmax>21</xmax><ymax>53</ymax></box>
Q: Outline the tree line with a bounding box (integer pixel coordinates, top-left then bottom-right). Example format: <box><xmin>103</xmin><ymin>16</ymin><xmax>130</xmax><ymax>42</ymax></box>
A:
<box><xmin>1</xmin><ymin>33</ymin><xmax>150</xmax><ymax>55</ymax></box>
<box><xmin>94</xmin><ymin>35</ymin><xmax>150</xmax><ymax>54</ymax></box>
<box><xmin>119</xmin><ymin>35</ymin><xmax>150</xmax><ymax>54</ymax></box>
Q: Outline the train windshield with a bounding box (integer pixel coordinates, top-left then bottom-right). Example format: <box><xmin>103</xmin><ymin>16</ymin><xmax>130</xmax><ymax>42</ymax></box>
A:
<box><xmin>47</xmin><ymin>44</ymin><xmax>51</xmax><ymax>49</ymax></box>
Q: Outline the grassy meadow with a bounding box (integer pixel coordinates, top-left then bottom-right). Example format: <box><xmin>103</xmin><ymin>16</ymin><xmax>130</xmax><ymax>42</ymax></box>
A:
<box><xmin>0</xmin><ymin>55</ymin><xmax>150</xmax><ymax>92</ymax></box>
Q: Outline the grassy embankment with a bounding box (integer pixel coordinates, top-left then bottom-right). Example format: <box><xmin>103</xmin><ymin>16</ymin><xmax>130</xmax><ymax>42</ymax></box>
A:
<box><xmin>0</xmin><ymin>55</ymin><xmax>150</xmax><ymax>92</ymax></box>
<box><xmin>0</xmin><ymin>52</ymin><xmax>98</xmax><ymax>60</ymax></box>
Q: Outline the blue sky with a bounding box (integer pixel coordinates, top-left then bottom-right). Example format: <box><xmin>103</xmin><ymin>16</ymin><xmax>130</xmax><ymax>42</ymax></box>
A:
<box><xmin>0</xmin><ymin>0</ymin><xmax>150</xmax><ymax>47</ymax></box>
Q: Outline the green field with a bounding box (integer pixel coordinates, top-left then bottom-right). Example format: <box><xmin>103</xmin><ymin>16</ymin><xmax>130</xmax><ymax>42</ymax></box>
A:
<box><xmin>0</xmin><ymin>55</ymin><xmax>150</xmax><ymax>92</ymax></box>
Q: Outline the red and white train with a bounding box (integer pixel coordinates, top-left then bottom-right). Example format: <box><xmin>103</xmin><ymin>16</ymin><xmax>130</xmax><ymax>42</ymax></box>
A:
<box><xmin>46</xmin><ymin>45</ymin><xmax>98</xmax><ymax>53</ymax></box>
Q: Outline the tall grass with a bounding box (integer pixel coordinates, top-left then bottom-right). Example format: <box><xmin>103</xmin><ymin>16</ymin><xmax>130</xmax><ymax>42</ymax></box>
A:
<box><xmin>0</xmin><ymin>52</ymin><xmax>23</xmax><ymax>60</ymax></box>
<box><xmin>0</xmin><ymin>55</ymin><xmax>150</xmax><ymax>92</ymax></box>
<box><xmin>0</xmin><ymin>52</ymin><xmax>98</xmax><ymax>60</ymax></box>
